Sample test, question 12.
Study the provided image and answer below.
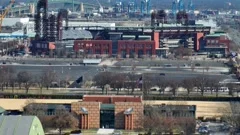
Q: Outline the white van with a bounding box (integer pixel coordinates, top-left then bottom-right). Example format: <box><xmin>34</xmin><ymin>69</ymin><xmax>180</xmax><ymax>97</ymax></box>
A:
<box><xmin>219</xmin><ymin>87</ymin><xmax>229</xmax><ymax>92</ymax></box>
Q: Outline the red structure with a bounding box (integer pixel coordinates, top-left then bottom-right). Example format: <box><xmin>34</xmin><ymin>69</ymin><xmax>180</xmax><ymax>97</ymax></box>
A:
<box><xmin>71</xmin><ymin>95</ymin><xmax>143</xmax><ymax>130</ymax></box>
<box><xmin>195</xmin><ymin>32</ymin><xmax>204</xmax><ymax>51</ymax></box>
<box><xmin>125</xmin><ymin>114</ymin><xmax>133</xmax><ymax>130</ymax></box>
<box><xmin>82</xmin><ymin>95</ymin><xmax>142</xmax><ymax>103</ymax></box>
<box><xmin>74</xmin><ymin>40</ymin><xmax>156</xmax><ymax>58</ymax></box>
<box><xmin>153</xmin><ymin>32</ymin><xmax>159</xmax><ymax>49</ymax></box>
<box><xmin>205</xmin><ymin>34</ymin><xmax>230</xmax><ymax>52</ymax></box>
<box><xmin>74</xmin><ymin>40</ymin><xmax>112</xmax><ymax>55</ymax></box>
<box><xmin>117</xmin><ymin>40</ymin><xmax>156</xmax><ymax>58</ymax></box>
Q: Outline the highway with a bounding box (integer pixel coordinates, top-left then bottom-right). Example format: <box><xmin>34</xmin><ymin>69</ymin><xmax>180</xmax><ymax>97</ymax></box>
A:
<box><xmin>1</xmin><ymin>64</ymin><xmax>232</xmax><ymax>82</ymax></box>
<box><xmin>115</xmin><ymin>59</ymin><xmax>227</xmax><ymax>67</ymax></box>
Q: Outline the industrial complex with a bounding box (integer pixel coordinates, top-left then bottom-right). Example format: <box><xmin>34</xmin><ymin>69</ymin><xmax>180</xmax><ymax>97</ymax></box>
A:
<box><xmin>0</xmin><ymin>0</ymin><xmax>233</xmax><ymax>58</ymax></box>
<box><xmin>1</xmin><ymin>0</ymin><xmax>240</xmax><ymax>134</ymax></box>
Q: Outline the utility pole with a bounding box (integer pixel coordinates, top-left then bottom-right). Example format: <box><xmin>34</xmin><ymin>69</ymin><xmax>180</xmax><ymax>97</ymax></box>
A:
<box><xmin>72</xmin><ymin>0</ymin><xmax>74</xmax><ymax>12</ymax></box>
<box><xmin>142</xmin><ymin>73</ymin><xmax>144</xmax><ymax>100</ymax></box>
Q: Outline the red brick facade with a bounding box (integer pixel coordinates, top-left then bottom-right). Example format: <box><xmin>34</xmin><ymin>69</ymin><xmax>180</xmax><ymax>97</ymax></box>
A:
<box><xmin>196</xmin><ymin>32</ymin><xmax>204</xmax><ymax>51</ymax></box>
<box><xmin>71</xmin><ymin>96</ymin><xmax>143</xmax><ymax>130</ymax></box>
<box><xmin>83</xmin><ymin>95</ymin><xmax>142</xmax><ymax>103</ymax></box>
<box><xmin>206</xmin><ymin>36</ymin><xmax>230</xmax><ymax>52</ymax></box>
<box><xmin>73</xmin><ymin>40</ymin><xmax>156</xmax><ymax>57</ymax></box>
<box><xmin>115</xmin><ymin>102</ymin><xmax>143</xmax><ymax>129</ymax></box>
<box><xmin>73</xmin><ymin>40</ymin><xmax>112</xmax><ymax>55</ymax></box>
<box><xmin>153</xmin><ymin>32</ymin><xmax>159</xmax><ymax>49</ymax></box>
<box><xmin>117</xmin><ymin>40</ymin><xmax>156</xmax><ymax>57</ymax></box>
<box><xmin>71</xmin><ymin>102</ymin><xmax>100</xmax><ymax>129</ymax></box>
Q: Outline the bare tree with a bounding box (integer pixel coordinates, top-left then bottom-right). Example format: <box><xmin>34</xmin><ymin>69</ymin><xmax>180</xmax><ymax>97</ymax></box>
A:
<box><xmin>41</xmin><ymin>69</ymin><xmax>57</xmax><ymax>90</ymax></box>
<box><xmin>125</xmin><ymin>73</ymin><xmax>139</xmax><ymax>94</ymax></box>
<box><xmin>194</xmin><ymin>76</ymin><xmax>209</xmax><ymax>96</ymax></box>
<box><xmin>174</xmin><ymin>46</ymin><xmax>192</xmax><ymax>58</ymax></box>
<box><xmin>142</xmin><ymin>74</ymin><xmax>154</xmax><ymax>96</ymax></box>
<box><xmin>35</xmin><ymin>76</ymin><xmax>44</xmax><ymax>94</ymax></box>
<box><xmin>52</xmin><ymin>106</ymin><xmax>79</xmax><ymax>135</ymax></box>
<box><xmin>24</xmin><ymin>101</ymin><xmax>78</xmax><ymax>133</ymax></box>
<box><xmin>111</xmin><ymin>73</ymin><xmax>126</xmax><ymax>95</ymax></box>
<box><xmin>93</xmin><ymin>72</ymin><xmax>113</xmax><ymax>94</ymax></box>
<box><xmin>207</xmin><ymin>78</ymin><xmax>219</xmax><ymax>95</ymax></box>
<box><xmin>223</xmin><ymin>102</ymin><xmax>240</xmax><ymax>134</ymax></box>
<box><xmin>177</xmin><ymin>117</ymin><xmax>196</xmax><ymax>135</ymax></box>
<box><xmin>4</xmin><ymin>66</ymin><xmax>16</xmax><ymax>91</ymax></box>
<box><xmin>168</xmin><ymin>80</ymin><xmax>180</xmax><ymax>97</ymax></box>
<box><xmin>154</xmin><ymin>78</ymin><xmax>168</xmax><ymax>95</ymax></box>
<box><xmin>17</xmin><ymin>71</ymin><xmax>33</xmax><ymax>93</ymax></box>
<box><xmin>23</xmin><ymin>101</ymin><xmax>50</xmax><ymax>130</ymax></box>
<box><xmin>143</xmin><ymin>105</ymin><xmax>196</xmax><ymax>135</ymax></box>
<box><xmin>212</xmin><ymin>79</ymin><xmax>222</xmax><ymax>97</ymax></box>
<box><xmin>8</xmin><ymin>74</ymin><xmax>16</xmax><ymax>93</ymax></box>
<box><xmin>131</xmin><ymin>64</ymin><xmax>136</xmax><ymax>71</ymax></box>
<box><xmin>181</xmin><ymin>78</ymin><xmax>195</xmax><ymax>96</ymax></box>
<box><xmin>115</xmin><ymin>63</ymin><xmax>122</xmax><ymax>70</ymax></box>
<box><xmin>102</xmin><ymin>64</ymin><xmax>108</xmax><ymax>71</ymax></box>
<box><xmin>191</xmin><ymin>64</ymin><xmax>195</xmax><ymax>72</ymax></box>
<box><xmin>226</xmin><ymin>83</ymin><xmax>236</xmax><ymax>97</ymax></box>
<box><xmin>205</xmin><ymin>65</ymin><xmax>210</xmax><ymax>72</ymax></box>
<box><xmin>0</xmin><ymin>67</ymin><xmax>8</xmax><ymax>91</ymax></box>
<box><xmin>144</xmin><ymin>105</ymin><xmax>168</xmax><ymax>135</ymax></box>
<box><xmin>24</xmin><ymin>103</ymin><xmax>47</xmax><ymax>116</ymax></box>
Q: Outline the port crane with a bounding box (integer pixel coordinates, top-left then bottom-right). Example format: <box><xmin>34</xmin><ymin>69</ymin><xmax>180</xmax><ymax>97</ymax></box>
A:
<box><xmin>96</xmin><ymin>0</ymin><xmax>103</xmax><ymax>13</ymax></box>
<box><xmin>0</xmin><ymin>0</ymin><xmax>14</xmax><ymax>32</ymax></box>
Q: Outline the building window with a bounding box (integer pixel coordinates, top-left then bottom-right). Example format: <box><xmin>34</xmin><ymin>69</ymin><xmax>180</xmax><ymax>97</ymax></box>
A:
<box><xmin>121</xmin><ymin>44</ymin><xmax>126</xmax><ymax>49</ymax></box>
<box><xmin>216</xmin><ymin>40</ymin><xmax>219</xmax><ymax>44</ymax></box>
<box><xmin>136</xmin><ymin>44</ymin><xmax>143</xmax><ymax>49</ymax></box>
<box><xmin>129</xmin><ymin>44</ymin><xmax>134</xmax><ymax>49</ymax></box>
<box><xmin>47</xmin><ymin>109</ymin><xmax>55</xmax><ymax>115</ymax></box>
<box><xmin>211</xmin><ymin>40</ymin><xmax>215</xmax><ymax>44</ymax></box>
<box><xmin>146</xmin><ymin>45</ymin><xmax>152</xmax><ymax>49</ymax></box>
<box><xmin>105</xmin><ymin>50</ymin><xmax>109</xmax><ymax>54</ymax></box>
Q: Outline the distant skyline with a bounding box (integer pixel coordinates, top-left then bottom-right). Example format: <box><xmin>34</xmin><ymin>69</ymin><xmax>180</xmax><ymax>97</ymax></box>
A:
<box><xmin>1</xmin><ymin>0</ymin><xmax>240</xmax><ymax>10</ymax></box>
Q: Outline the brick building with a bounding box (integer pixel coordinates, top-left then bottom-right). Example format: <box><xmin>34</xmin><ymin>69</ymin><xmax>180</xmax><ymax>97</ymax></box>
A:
<box><xmin>204</xmin><ymin>32</ymin><xmax>230</xmax><ymax>57</ymax></box>
<box><xmin>73</xmin><ymin>40</ymin><xmax>112</xmax><ymax>56</ymax></box>
<box><xmin>71</xmin><ymin>95</ymin><xmax>144</xmax><ymax>130</ymax></box>
<box><xmin>73</xmin><ymin>40</ymin><xmax>156</xmax><ymax>58</ymax></box>
<box><xmin>117</xmin><ymin>40</ymin><xmax>156</xmax><ymax>58</ymax></box>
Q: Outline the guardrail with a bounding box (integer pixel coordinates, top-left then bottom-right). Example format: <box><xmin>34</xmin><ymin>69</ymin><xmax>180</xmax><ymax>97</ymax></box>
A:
<box><xmin>0</xmin><ymin>93</ymin><xmax>83</xmax><ymax>99</ymax></box>
<box><xmin>144</xmin><ymin>96</ymin><xmax>240</xmax><ymax>101</ymax></box>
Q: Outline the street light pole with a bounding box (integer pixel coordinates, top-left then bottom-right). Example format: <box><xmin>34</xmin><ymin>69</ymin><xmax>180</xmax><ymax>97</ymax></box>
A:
<box><xmin>142</xmin><ymin>73</ymin><xmax>144</xmax><ymax>100</ymax></box>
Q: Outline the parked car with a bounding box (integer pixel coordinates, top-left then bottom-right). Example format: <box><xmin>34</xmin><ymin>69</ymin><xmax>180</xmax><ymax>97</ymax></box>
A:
<box><xmin>150</xmin><ymin>86</ymin><xmax>160</xmax><ymax>91</ymax></box>
<box><xmin>159</xmin><ymin>73</ymin><xmax>165</xmax><ymax>76</ymax></box>
<box><xmin>195</xmin><ymin>63</ymin><xmax>201</xmax><ymax>66</ymax></box>
<box><xmin>164</xmin><ymin>64</ymin><xmax>172</xmax><ymax>67</ymax></box>
<box><xmin>198</xmin><ymin>126</ymin><xmax>209</xmax><ymax>134</ymax></box>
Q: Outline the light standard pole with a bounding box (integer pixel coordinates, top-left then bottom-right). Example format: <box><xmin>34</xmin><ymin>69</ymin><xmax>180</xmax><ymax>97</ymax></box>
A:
<box><xmin>142</xmin><ymin>73</ymin><xmax>144</xmax><ymax>100</ymax></box>
<box><xmin>59</xmin><ymin>67</ymin><xmax>64</xmax><ymax>91</ymax></box>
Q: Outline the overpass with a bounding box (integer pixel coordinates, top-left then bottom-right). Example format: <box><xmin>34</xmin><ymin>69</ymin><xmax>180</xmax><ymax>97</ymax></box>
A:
<box><xmin>9</xmin><ymin>0</ymin><xmax>99</xmax><ymax>16</ymax></box>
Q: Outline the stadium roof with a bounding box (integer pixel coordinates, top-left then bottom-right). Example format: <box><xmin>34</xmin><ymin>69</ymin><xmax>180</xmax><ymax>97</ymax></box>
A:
<box><xmin>62</xmin><ymin>29</ymin><xmax>92</xmax><ymax>40</ymax></box>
